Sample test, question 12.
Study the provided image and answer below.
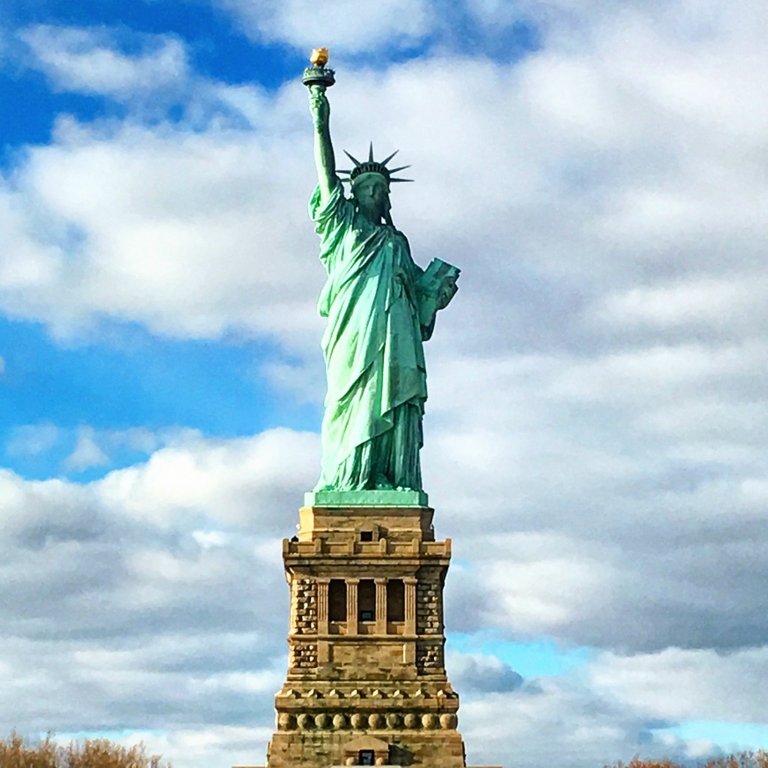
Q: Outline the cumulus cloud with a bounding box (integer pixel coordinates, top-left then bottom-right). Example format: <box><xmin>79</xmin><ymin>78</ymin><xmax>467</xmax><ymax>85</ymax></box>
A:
<box><xmin>4</xmin><ymin>424</ymin><xmax>208</xmax><ymax>473</ymax></box>
<box><xmin>4</xmin><ymin>427</ymin><xmax>765</xmax><ymax>768</ymax></box>
<box><xmin>591</xmin><ymin>276</ymin><xmax>768</xmax><ymax>336</ymax></box>
<box><xmin>214</xmin><ymin>0</ymin><xmax>435</xmax><ymax>53</ymax></box>
<box><xmin>21</xmin><ymin>25</ymin><xmax>189</xmax><ymax>98</ymax></box>
<box><xmin>428</xmin><ymin>348</ymin><xmax>768</xmax><ymax>652</ymax></box>
<box><xmin>589</xmin><ymin>647</ymin><xmax>768</xmax><ymax>723</ymax></box>
<box><xmin>447</xmin><ymin>651</ymin><xmax>523</xmax><ymax>693</ymax></box>
<box><xmin>4</xmin><ymin>0</ymin><xmax>768</xmax><ymax>357</ymax></box>
<box><xmin>99</xmin><ymin>726</ymin><xmax>275</xmax><ymax>768</ymax></box>
<box><xmin>7</xmin><ymin>422</ymin><xmax>60</xmax><ymax>456</ymax></box>
<box><xmin>97</xmin><ymin>428</ymin><xmax>318</xmax><ymax>531</ymax></box>
<box><xmin>64</xmin><ymin>425</ymin><xmax>110</xmax><ymax>471</ymax></box>
<box><xmin>457</xmin><ymin>647</ymin><xmax>768</xmax><ymax>767</ymax></box>
<box><xmin>0</xmin><ymin>102</ymin><xmax>321</xmax><ymax>346</ymax></box>
<box><xmin>459</xmin><ymin>675</ymin><xmax>696</xmax><ymax>768</ymax></box>
<box><xmin>0</xmin><ymin>429</ymin><xmax>312</xmax><ymax>742</ymax></box>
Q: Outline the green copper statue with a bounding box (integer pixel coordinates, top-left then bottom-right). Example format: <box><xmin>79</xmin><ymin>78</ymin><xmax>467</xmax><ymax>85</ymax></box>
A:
<box><xmin>304</xmin><ymin>50</ymin><xmax>459</xmax><ymax>495</ymax></box>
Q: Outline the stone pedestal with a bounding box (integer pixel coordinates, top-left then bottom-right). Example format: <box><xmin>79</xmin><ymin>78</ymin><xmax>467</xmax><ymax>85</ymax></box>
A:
<box><xmin>265</xmin><ymin>504</ymin><xmax>466</xmax><ymax>768</ymax></box>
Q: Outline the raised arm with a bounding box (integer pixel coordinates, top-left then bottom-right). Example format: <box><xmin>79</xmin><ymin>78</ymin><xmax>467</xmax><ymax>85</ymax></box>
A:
<box><xmin>309</xmin><ymin>86</ymin><xmax>336</xmax><ymax>202</ymax></box>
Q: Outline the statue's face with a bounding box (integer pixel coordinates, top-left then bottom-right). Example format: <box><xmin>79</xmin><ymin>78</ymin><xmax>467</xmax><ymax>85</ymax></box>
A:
<box><xmin>353</xmin><ymin>174</ymin><xmax>390</xmax><ymax>221</ymax></box>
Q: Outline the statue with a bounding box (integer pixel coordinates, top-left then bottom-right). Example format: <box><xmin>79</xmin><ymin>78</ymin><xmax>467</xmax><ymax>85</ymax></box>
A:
<box><xmin>304</xmin><ymin>50</ymin><xmax>459</xmax><ymax>496</ymax></box>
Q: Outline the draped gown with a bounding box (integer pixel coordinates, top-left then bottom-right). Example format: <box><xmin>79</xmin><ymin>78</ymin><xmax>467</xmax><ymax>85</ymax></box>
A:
<box><xmin>310</xmin><ymin>180</ymin><xmax>429</xmax><ymax>492</ymax></box>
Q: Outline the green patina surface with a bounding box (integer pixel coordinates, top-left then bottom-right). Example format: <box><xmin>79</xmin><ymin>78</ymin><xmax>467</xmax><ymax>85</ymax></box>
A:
<box><xmin>305</xmin><ymin>66</ymin><xmax>459</xmax><ymax>498</ymax></box>
<box><xmin>304</xmin><ymin>489</ymin><xmax>430</xmax><ymax>508</ymax></box>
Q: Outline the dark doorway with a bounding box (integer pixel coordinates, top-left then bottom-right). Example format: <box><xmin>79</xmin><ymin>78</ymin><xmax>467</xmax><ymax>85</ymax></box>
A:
<box><xmin>358</xmin><ymin>579</ymin><xmax>375</xmax><ymax>622</ymax></box>
<box><xmin>387</xmin><ymin>579</ymin><xmax>405</xmax><ymax>622</ymax></box>
<box><xmin>329</xmin><ymin>579</ymin><xmax>346</xmax><ymax>621</ymax></box>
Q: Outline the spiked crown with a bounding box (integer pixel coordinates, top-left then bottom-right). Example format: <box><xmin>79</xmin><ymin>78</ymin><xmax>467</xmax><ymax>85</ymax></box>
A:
<box><xmin>339</xmin><ymin>143</ymin><xmax>413</xmax><ymax>187</ymax></box>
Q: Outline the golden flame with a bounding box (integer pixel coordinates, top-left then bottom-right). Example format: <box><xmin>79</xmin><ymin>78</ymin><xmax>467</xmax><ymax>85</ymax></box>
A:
<box><xmin>309</xmin><ymin>48</ymin><xmax>329</xmax><ymax>67</ymax></box>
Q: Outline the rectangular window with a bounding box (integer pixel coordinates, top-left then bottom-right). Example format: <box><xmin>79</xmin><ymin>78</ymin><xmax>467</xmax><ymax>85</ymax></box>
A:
<box><xmin>329</xmin><ymin>579</ymin><xmax>346</xmax><ymax>622</ymax></box>
<box><xmin>387</xmin><ymin>579</ymin><xmax>405</xmax><ymax>622</ymax></box>
<box><xmin>358</xmin><ymin>579</ymin><xmax>375</xmax><ymax>622</ymax></box>
<box><xmin>359</xmin><ymin>750</ymin><xmax>375</xmax><ymax>766</ymax></box>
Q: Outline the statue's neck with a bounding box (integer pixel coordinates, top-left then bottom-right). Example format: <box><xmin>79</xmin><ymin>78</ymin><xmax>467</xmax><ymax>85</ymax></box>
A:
<box><xmin>356</xmin><ymin>208</ymin><xmax>383</xmax><ymax>227</ymax></box>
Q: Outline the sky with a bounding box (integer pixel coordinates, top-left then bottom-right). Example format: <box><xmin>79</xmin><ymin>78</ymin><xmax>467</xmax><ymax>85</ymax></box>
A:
<box><xmin>1</xmin><ymin>0</ymin><xmax>768</xmax><ymax>766</ymax></box>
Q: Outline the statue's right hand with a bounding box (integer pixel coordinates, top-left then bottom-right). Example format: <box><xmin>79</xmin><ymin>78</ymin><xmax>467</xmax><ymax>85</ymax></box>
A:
<box><xmin>309</xmin><ymin>87</ymin><xmax>330</xmax><ymax>128</ymax></box>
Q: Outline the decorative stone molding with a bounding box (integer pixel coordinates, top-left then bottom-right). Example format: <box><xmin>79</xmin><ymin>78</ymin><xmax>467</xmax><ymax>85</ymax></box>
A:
<box><xmin>273</xmin><ymin>709</ymin><xmax>459</xmax><ymax>731</ymax></box>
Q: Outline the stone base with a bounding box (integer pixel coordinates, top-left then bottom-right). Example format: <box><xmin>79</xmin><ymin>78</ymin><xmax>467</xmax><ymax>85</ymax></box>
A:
<box><xmin>305</xmin><ymin>490</ymin><xmax>429</xmax><ymax>508</ymax></box>
<box><xmin>267</xmin><ymin>727</ymin><xmax>466</xmax><ymax>768</ymax></box>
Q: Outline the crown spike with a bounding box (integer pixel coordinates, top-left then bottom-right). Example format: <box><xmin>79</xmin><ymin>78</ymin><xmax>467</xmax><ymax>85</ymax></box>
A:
<box><xmin>345</xmin><ymin>145</ymin><xmax>414</xmax><ymax>185</ymax></box>
<box><xmin>381</xmin><ymin>150</ymin><xmax>399</xmax><ymax>166</ymax></box>
<box><xmin>343</xmin><ymin>150</ymin><xmax>362</xmax><ymax>167</ymax></box>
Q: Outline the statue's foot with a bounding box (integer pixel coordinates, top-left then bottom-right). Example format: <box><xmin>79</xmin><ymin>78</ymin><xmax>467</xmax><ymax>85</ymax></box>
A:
<box><xmin>374</xmin><ymin>475</ymin><xmax>394</xmax><ymax>490</ymax></box>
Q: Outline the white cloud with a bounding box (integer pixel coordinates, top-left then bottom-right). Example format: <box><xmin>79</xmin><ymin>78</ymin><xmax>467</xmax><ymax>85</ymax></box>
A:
<box><xmin>7</xmin><ymin>423</ymin><xmax>60</xmax><ymax>456</ymax></box>
<box><xmin>102</xmin><ymin>426</ymin><xmax>186</xmax><ymax>455</ymax></box>
<box><xmin>420</xmin><ymin>345</ymin><xmax>768</xmax><ymax>652</ymax></box>
<box><xmin>2</xmin><ymin>423</ymin><xmax>768</xmax><ymax>767</ymax></box>
<box><xmin>4</xmin><ymin>423</ymin><xmax>206</xmax><ymax>472</ymax></box>
<box><xmin>0</xmin><ymin>103</ymin><xmax>322</xmax><ymax>346</ymax></box>
<box><xmin>64</xmin><ymin>425</ymin><xmax>110</xmax><ymax>471</ymax></box>
<box><xmin>21</xmin><ymin>26</ymin><xmax>189</xmax><ymax>98</ymax></box>
<box><xmin>592</xmin><ymin>276</ymin><xmax>768</xmax><ymax>334</ymax></box>
<box><xmin>454</xmin><ymin>645</ymin><xmax>768</xmax><ymax>767</ymax></box>
<box><xmin>589</xmin><ymin>647</ymin><xmax>768</xmax><ymax>723</ymax></box>
<box><xmin>446</xmin><ymin>650</ymin><xmax>523</xmax><ymax>693</ymax></box>
<box><xmin>102</xmin><ymin>726</ymin><xmax>275</xmax><ymax>768</ymax></box>
<box><xmin>214</xmin><ymin>0</ymin><xmax>434</xmax><ymax>52</ymax></box>
<box><xmin>258</xmin><ymin>356</ymin><xmax>325</xmax><ymax>405</ymax></box>
<box><xmin>97</xmin><ymin>428</ymin><xmax>318</xmax><ymax>530</ymax></box>
<box><xmin>3</xmin><ymin>0</ymin><xmax>768</xmax><ymax>360</ymax></box>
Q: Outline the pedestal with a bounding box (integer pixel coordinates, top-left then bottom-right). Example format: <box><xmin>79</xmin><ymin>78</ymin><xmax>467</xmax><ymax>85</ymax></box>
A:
<box><xmin>265</xmin><ymin>504</ymin><xmax>466</xmax><ymax>768</ymax></box>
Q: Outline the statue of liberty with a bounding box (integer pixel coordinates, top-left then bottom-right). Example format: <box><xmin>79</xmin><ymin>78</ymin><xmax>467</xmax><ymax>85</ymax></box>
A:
<box><xmin>304</xmin><ymin>50</ymin><xmax>459</xmax><ymax>496</ymax></box>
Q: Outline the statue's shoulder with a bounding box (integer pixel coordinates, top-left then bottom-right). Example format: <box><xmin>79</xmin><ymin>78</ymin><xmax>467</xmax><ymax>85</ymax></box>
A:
<box><xmin>389</xmin><ymin>226</ymin><xmax>411</xmax><ymax>251</ymax></box>
<box><xmin>310</xmin><ymin>180</ymin><xmax>354</xmax><ymax>225</ymax></box>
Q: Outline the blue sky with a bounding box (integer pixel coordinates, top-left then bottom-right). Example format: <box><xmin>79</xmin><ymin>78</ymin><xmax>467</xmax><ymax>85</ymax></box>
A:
<box><xmin>2</xmin><ymin>1</ymin><xmax>768</xmax><ymax>767</ymax></box>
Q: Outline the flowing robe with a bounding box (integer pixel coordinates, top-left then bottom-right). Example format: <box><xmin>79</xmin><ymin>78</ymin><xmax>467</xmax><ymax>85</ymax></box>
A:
<box><xmin>310</xmin><ymin>180</ymin><xmax>427</xmax><ymax>491</ymax></box>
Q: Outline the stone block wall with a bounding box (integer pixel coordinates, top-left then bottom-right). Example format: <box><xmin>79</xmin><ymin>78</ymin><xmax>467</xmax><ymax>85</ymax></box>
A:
<box><xmin>291</xmin><ymin>577</ymin><xmax>317</xmax><ymax>635</ymax></box>
<box><xmin>416</xmin><ymin>567</ymin><xmax>443</xmax><ymax>636</ymax></box>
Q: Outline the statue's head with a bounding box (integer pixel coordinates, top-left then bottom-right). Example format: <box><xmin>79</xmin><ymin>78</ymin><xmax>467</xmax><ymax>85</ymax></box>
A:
<box><xmin>352</xmin><ymin>172</ymin><xmax>391</xmax><ymax>222</ymax></box>
<box><xmin>340</xmin><ymin>143</ymin><xmax>412</xmax><ymax>223</ymax></box>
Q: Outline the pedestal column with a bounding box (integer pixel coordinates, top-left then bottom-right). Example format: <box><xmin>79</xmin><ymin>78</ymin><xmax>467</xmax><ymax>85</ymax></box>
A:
<box><xmin>375</xmin><ymin>578</ymin><xmax>387</xmax><ymax>634</ymax></box>
<box><xmin>404</xmin><ymin>577</ymin><xmax>417</xmax><ymax>635</ymax></box>
<box><xmin>346</xmin><ymin>578</ymin><xmax>359</xmax><ymax>635</ymax></box>
<box><xmin>317</xmin><ymin>578</ymin><xmax>330</xmax><ymax>635</ymax></box>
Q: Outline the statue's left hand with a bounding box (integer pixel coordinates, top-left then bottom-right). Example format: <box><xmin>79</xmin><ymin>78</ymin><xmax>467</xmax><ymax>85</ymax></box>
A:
<box><xmin>436</xmin><ymin>275</ymin><xmax>459</xmax><ymax>309</ymax></box>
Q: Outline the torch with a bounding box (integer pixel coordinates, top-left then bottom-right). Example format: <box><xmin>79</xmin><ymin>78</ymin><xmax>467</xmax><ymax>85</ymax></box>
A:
<box><xmin>302</xmin><ymin>48</ymin><xmax>335</xmax><ymax>91</ymax></box>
